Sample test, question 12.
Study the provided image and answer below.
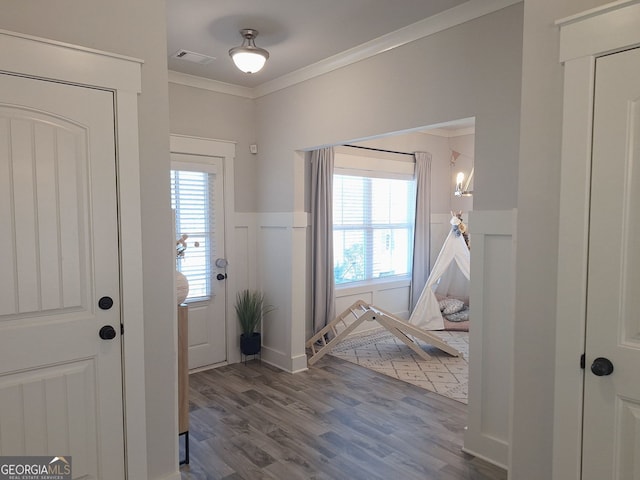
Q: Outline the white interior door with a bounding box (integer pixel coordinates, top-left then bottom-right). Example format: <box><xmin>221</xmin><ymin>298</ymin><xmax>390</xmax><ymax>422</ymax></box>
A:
<box><xmin>171</xmin><ymin>154</ymin><xmax>227</xmax><ymax>368</ymax></box>
<box><xmin>583</xmin><ymin>47</ymin><xmax>640</xmax><ymax>479</ymax></box>
<box><xmin>0</xmin><ymin>74</ymin><xmax>125</xmax><ymax>478</ymax></box>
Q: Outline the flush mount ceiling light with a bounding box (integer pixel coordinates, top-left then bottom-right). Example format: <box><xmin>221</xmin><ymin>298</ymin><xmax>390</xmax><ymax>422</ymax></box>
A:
<box><xmin>229</xmin><ymin>28</ymin><xmax>269</xmax><ymax>74</ymax></box>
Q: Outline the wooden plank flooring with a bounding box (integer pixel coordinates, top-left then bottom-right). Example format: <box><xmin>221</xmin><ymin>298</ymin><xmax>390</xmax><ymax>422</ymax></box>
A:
<box><xmin>180</xmin><ymin>355</ymin><xmax>506</xmax><ymax>480</ymax></box>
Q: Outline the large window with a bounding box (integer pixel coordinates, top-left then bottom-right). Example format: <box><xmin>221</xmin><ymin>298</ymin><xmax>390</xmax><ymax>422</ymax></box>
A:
<box><xmin>171</xmin><ymin>169</ymin><xmax>216</xmax><ymax>301</ymax></box>
<box><xmin>333</xmin><ymin>173</ymin><xmax>415</xmax><ymax>285</ymax></box>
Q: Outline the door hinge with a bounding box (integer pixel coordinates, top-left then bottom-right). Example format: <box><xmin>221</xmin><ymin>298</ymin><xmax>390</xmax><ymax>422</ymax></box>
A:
<box><xmin>121</xmin><ymin>323</ymin><xmax>124</xmax><ymax>336</ymax></box>
<box><xmin>580</xmin><ymin>353</ymin><xmax>585</xmax><ymax>369</ymax></box>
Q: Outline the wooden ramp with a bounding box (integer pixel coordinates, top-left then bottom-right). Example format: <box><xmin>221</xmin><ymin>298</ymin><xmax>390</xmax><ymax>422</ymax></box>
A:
<box><xmin>305</xmin><ymin>301</ymin><xmax>460</xmax><ymax>366</ymax></box>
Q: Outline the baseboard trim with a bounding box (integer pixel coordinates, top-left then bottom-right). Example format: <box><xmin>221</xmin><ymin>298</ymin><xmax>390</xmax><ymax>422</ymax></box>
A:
<box><xmin>155</xmin><ymin>470</ymin><xmax>182</xmax><ymax>480</ymax></box>
<box><xmin>462</xmin><ymin>447</ymin><xmax>508</xmax><ymax>471</ymax></box>
<box><xmin>261</xmin><ymin>346</ymin><xmax>309</xmax><ymax>373</ymax></box>
<box><xmin>290</xmin><ymin>353</ymin><xmax>309</xmax><ymax>373</ymax></box>
<box><xmin>189</xmin><ymin>361</ymin><xmax>228</xmax><ymax>374</ymax></box>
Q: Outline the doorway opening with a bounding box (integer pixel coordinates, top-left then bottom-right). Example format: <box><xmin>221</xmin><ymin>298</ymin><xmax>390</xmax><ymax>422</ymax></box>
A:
<box><xmin>306</xmin><ymin>117</ymin><xmax>475</xmax><ymax>405</ymax></box>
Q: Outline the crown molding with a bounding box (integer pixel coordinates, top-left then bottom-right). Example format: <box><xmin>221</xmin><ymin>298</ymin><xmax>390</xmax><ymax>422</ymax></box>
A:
<box><xmin>555</xmin><ymin>0</ymin><xmax>640</xmax><ymax>26</ymax></box>
<box><xmin>168</xmin><ymin>70</ymin><xmax>254</xmax><ymax>98</ymax></box>
<box><xmin>423</xmin><ymin>126</ymin><xmax>476</xmax><ymax>138</ymax></box>
<box><xmin>168</xmin><ymin>0</ymin><xmax>521</xmax><ymax>99</ymax></box>
<box><xmin>254</xmin><ymin>0</ymin><xmax>521</xmax><ymax>97</ymax></box>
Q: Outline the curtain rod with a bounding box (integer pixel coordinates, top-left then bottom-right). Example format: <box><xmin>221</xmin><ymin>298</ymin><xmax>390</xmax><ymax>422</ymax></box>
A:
<box><xmin>343</xmin><ymin>144</ymin><xmax>414</xmax><ymax>157</ymax></box>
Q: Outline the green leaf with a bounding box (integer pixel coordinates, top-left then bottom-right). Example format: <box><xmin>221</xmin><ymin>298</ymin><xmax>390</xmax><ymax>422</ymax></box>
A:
<box><xmin>234</xmin><ymin>289</ymin><xmax>275</xmax><ymax>335</ymax></box>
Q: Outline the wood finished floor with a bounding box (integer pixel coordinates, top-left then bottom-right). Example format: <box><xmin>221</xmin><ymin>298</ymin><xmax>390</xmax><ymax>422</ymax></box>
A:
<box><xmin>180</xmin><ymin>355</ymin><xmax>506</xmax><ymax>480</ymax></box>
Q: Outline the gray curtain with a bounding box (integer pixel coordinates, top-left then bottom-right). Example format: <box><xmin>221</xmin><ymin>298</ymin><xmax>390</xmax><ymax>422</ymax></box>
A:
<box><xmin>410</xmin><ymin>151</ymin><xmax>432</xmax><ymax>312</ymax></box>
<box><xmin>310</xmin><ymin>147</ymin><xmax>336</xmax><ymax>334</ymax></box>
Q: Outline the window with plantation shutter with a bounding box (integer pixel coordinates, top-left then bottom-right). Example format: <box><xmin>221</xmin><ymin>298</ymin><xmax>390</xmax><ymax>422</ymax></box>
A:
<box><xmin>333</xmin><ymin>173</ymin><xmax>415</xmax><ymax>285</ymax></box>
<box><xmin>171</xmin><ymin>169</ymin><xmax>216</xmax><ymax>301</ymax></box>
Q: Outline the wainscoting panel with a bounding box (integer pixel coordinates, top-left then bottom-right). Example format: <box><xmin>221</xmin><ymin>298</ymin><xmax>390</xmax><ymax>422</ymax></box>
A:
<box><xmin>463</xmin><ymin>209</ymin><xmax>516</xmax><ymax>470</ymax></box>
<box><xmin>258</xmin><ymin>225</ymin><xmax>290</xmax><ymax>366</ymax></box>
<box><xmin>230</xmin><ymin>213</ymin><xmax>259</xmax><ymax>366</ymax></box>
<box><xmin>232</xmin><ymin>225</ymin><xmax>250</xmax><ymax>291</ymax></box>
<box><xmin>336</xmin><ymin>291</ymin><xmax>374</xmax><ymax>312</ymax></box>
<box><xmin>253</xmin><ymin>213</ymin><xmax>309</xmax><ymax>373</ymax></box>
<box><xmin>335</xmin><ymin>291</ymin><xmax>375</xmax><ymax>336</ymax></box>
<box><xmin>335</xmin><ymin>279</ymin><xmax>410</xmax><ymax>336</ymax></box>
<box><xmin>374</xmin><ymin>284</ymin><xmax>411</xmax><ymax>316</ymax></box>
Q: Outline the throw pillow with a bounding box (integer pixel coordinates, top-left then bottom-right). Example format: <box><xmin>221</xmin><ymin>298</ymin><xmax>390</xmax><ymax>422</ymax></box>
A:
<box><xmin>439</xmin><ymin>297</ymin><xmax>465</xmax><ymax>315</ymax></box>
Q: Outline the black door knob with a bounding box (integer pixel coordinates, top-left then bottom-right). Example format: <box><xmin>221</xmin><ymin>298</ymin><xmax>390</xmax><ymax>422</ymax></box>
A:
<box><xmin>99</xmin><ymin>325</ymin><xmax>117</xmax><ymax>340</ymax></box>
<box><xmin>98</xmin><ymin>296</ymin><xmax>113</xmax><ymax>310</ymax></box>
<box><xmin>591</xmin><ymin>357</ymin><xmax>614</xmax><ymax>376</ymax></box>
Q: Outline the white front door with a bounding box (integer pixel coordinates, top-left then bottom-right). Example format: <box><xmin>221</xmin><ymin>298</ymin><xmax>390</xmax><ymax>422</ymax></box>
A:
<box><xmin>582</xmin><ymin>47</ymin><xmax>640</xmax><ymax>479</ymax></box>
<box><xmin>171</xmin><ymin>154</ymin><xmax>227</xmax><ymax>368</ymax></box>
<box><xmin>0</xmin><ymin>74</ymin><xmax>124</xmax><ymax>478</ymax></box>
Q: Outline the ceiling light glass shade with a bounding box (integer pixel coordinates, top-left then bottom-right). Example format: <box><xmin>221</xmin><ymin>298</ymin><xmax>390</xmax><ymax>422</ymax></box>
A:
<box><xmin>230</xmin><ymin>50</ymin><xmax>268</xmax><ymax>73</ymax></box>
<box><xmin>229</xmin><ymin>29</ymin><xmax>269</xmax><ymax>74</ymax></box>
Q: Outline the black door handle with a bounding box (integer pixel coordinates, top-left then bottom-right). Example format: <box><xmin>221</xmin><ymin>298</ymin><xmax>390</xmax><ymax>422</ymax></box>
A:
<box><xmin>98</xmin><ymin>296</ymin><xmax>114</xmax><ymax>310</ymax></box>
<box><xmin>99</xmin><ymin>325</ymin><xmax>117</xmax><ymax>340</ymax></box>
<box><xmin>591</xmin><ymin>357</ymin><xmax>614</xmax><ymax>376</ymax></box>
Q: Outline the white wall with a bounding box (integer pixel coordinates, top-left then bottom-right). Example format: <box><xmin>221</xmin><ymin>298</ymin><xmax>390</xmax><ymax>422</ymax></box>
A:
<box><xmin>4</xmin><ymin>0</ymin><xmax>620</xmax><ymax>476</ymax></box>
<box><xmin>168</xmin><ymin>83</ymin><xmax>258</xmax><ymax>213</ymax></box>
<box><xmin>165</xmin><ymin>1</ymin><xmax>522</xmax><ymax>470</ymax></box>
<box><xmin>166</xmin><ymin>4</ymin><xmax>523</xmax><ymax>394</ymax></box>
<box><xmin>254</xmin><ymin>5</ymin><xmax>522</xmax><ymax>214</ymax></box>
<box><xmin>6</xmin><ymin>0</ymin><xmax>596</xmax><ymax>477</ymax></box>
<box><xmin>0</xmin><ymin>2</ymin><xmax>177</xmax><ymax>479</ymax></box>
<box><xmin>164</xmin><ymin>2</ymin><xmax>523</xmax><ymax>473</ymax></box>
<box><xmin>250</xmin><ymin>8</ymin><xmax>523</xmax><ymax>469</ymax></box>
<box><xmin>251</xmin><ymin>4</ymin><xmax>522</xmax><ymax>374</ymax></box>
<box><xmin>512</xmin><ymin>0</ymin><xmax>611</xmax><ymax>478</ymax></box>
<box><xmin>253</xmin><ymin>5</ymin><xmax>521</xmax><ymax>374</ymax></box>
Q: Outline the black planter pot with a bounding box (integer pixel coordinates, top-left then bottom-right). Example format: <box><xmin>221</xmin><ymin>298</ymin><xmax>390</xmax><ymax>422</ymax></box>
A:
<box><xmin>240</xmin><ymin>332</ymin><xmax>261</xmax><ymax>356</ymax></box>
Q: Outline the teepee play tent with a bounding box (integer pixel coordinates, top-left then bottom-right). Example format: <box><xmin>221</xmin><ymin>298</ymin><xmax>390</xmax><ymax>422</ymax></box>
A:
<box><xmin>409</xmin><ymin>215</ymin><xmax>470</xmax><ymax>330</ymax></box>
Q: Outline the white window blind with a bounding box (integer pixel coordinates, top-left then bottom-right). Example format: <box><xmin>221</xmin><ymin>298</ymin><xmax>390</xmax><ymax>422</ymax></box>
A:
<box><xmin>333</xmin><ymin>173</ymin><xmax>415</xmax><ymax>285</ymax></box>
<box><xmin>171</xmin><ymin>169</ymin><xmax>216</xmax><ymax>301</ymax></box>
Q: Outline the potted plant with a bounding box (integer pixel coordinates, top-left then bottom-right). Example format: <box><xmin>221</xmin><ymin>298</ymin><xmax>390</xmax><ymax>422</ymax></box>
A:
<box><xmin>235</xmin><ymin>289</ymin><xmax>274</xmax><ymax>356</ymax></box>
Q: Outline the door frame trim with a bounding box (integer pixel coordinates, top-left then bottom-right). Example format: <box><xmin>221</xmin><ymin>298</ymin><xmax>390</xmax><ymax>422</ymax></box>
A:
<box><xmin>0</xmin><ymin>30</ymin><xmax>148</xmax><ymax>479</ymax></box>
<box><xmin>554</xmin><ymin>3</ymin><xmax>640</xmax><ymax>479</ymax></box>
<box><xmin>170</xmin><ymin>135</ymin><xmax>239</xmax><ymax>366</ymax></box>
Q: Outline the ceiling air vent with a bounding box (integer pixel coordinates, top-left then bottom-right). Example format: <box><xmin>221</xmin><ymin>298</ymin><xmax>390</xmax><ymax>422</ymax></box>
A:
<box><xmin>171</xmin><ymin>50</ymin><xmax>216</xmax><ymax>65</ymax></box>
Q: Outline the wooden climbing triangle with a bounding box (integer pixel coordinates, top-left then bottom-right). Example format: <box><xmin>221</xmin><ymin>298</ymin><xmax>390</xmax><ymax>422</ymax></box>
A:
<box><xmin>305</xmin><ymin>300</ymin><xmax>460</xmax><ymax>366</ymax></box>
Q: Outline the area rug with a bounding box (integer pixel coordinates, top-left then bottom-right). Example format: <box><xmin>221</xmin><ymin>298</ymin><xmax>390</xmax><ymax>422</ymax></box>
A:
<box><xmin>328</xmin><ymin>328</ymin><xmax>468</xmax><ymax>404</ymax></box>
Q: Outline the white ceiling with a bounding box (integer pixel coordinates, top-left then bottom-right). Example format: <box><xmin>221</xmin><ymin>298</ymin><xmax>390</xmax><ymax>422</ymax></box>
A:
<box><xmin>166</xmin><ymin>0</ymin><xmax>469</xmax><ymax>89</ymax></box>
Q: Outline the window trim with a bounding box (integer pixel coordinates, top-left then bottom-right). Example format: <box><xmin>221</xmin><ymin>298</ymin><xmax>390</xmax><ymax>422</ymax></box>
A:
<box><xmin>334</xmin><ymin>274</ymin><xmax>412</xmax><ymax>292</ymax></box>
<box><xmin>332</xmin><ymin>170</ymin><xmax>416</xmax><ymax>286</ymax></box>
<box><xmin>334</xmin><ymin>152</ymin><xmax>415</xmax><ymax>177</ymax></box>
